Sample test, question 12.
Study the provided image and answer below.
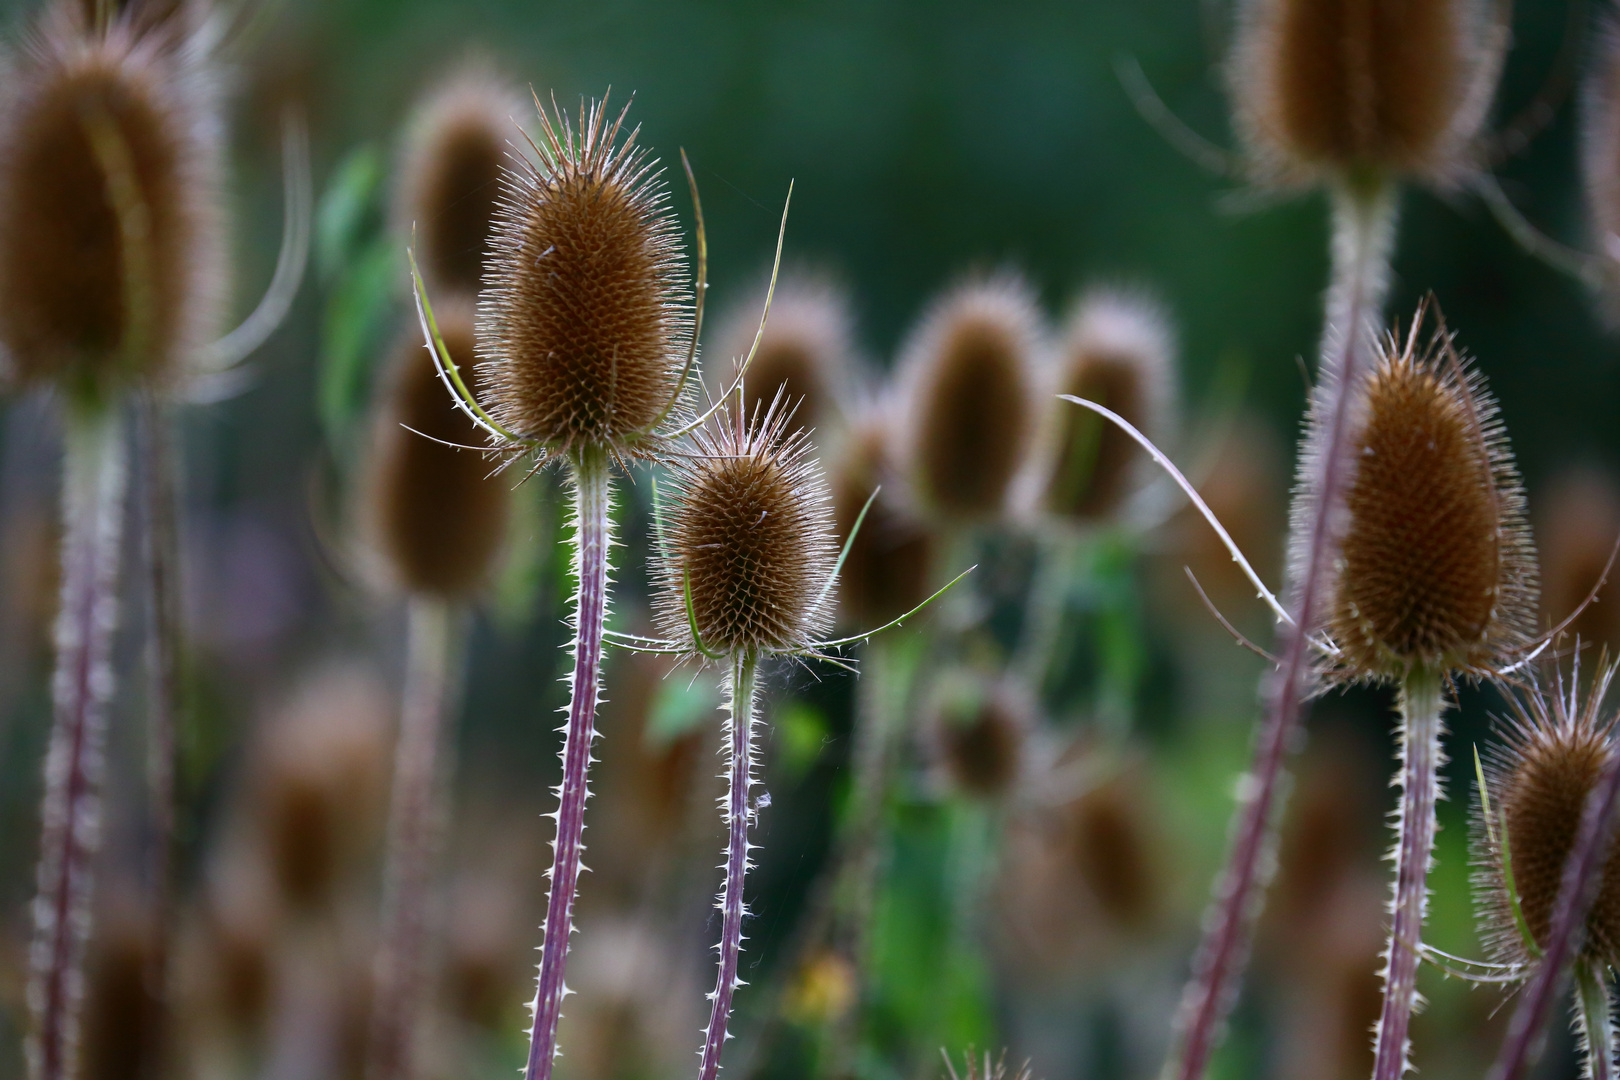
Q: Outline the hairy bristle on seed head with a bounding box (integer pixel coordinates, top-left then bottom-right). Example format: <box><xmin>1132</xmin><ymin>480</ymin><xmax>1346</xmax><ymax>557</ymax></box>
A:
<box><xmin>717</xmin><ymin>269</ymin><xmax>856</xmax><ymax>442</ymax></box>
<box><xmin>655</xmin><ymin>396</ymin><xmax>837</xmax><ymax>658</ymax></box>
<box><xmin>0</xmin><ymin>19</ymin><xmax>223</xmax><ymax>398</ymax></box>
<box><xmin>397</xmin><ymin>68</ymin><xmax>522</xmax><ymax>297</ymax></box>
<box><xmin>1475</xmin><ymin>663</ymin><xmax>1620</xmax><ymax>969</ymax></box>
<box><xmin>1229</xmin><ymin>0</ymin><xmax>1506</xmax><ymax>188</ymax></box>
<box><xmin>1538</xmin><ymin>468</ymin><xmax>1620</xmax><ymax>652</ymax></box>
<box><xmin>478</xmin><ymin>95</ymin><xmax>691</xmax><ymax>459</ymax></box>
<box><xmin>931</xmin><ymin>678</ymin><xmax>1029</xmax><ymax>799</ymax></box>
<box><xmin>1038</xmin><ymin>288</ymin><xmax>1175</xmax><ymax>522</ymax></box>
<box><xmin>898</xmin><ymin>272</ymin><xmax>1044</xmax><ymax>524</ymax></box>
<box><xmin>1294</xmin><ymin>311</ymin><xmax>1537</xmax><ymax>681</ymax></box>
<box><xmin>63</xmin><ymin>0</ymin><xmax>198</xmax><ymax>46</ymax></box>
<box><xmin>369</xmin><ymin>299</ymin><xmax>509</xmax><ymax>599</ymax></box>
<box><xmin>831</xmin><ymin>405</ymin><xmax>937</xmax><ymax>632</ymax></box>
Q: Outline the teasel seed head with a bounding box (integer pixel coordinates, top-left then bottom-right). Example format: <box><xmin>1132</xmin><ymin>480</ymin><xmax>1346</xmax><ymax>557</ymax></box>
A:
<box><xmin>654</xmin><ymin>396</ymin><xmax>837</xmax><ymax>659</ymax></box>
<box><xmin>897</xmin><ymin>272</ymin><xmax>1044</xmax><ymax>525</ymax></box>
<box><xmin>368</xmin><ymin>299</ymin><xmax>509</xmax><ymax>599</ymax></box>
<box><xmin>1474</xmin><ymin>661</ymin><xmax>1620</xmax><ymax>969</ymax></box>
<box><xmin>930</xmin><ymin>677</ymin><xmax>1030</xmax><ymax>800</ymax></box>
<box><xmin>715</xmin><ymin>269</ymin><xmax>856</xmax><ymax>442</ymax></box>
<box><xmin>1538</xmin><ymin>467</ymin><xmax>1620</xmax><ymax>652</ymax></box>
<box><xmin>1071</xmin><ymin>774</ymin><xmax>1160</xmax><ymax>932</ymax></box>
<box><xmin>0</xmin><ymin>15</ymin><xmax>223</xmax><ymax>400</ymax></box>
<box><xmin>1036</xmin><ymin>287</ymin><xmax>1175</xmax><ymax>523</ymax></box>
<box><xmin>478</xmin><ymin>94</ymin><xmax>691</xmax><ymax>461</ymax></box>
<box><xmin>1229</xmin><ymin>0</ymin><xmax>1507</xmax><ymax>188</ymax></box>
<box><xmin>396</xmin><ymin>67</ymin><xmax>522</xmax><ymax>297</ymax></box>
<box><xmin>80</xmin><ymin>891</ymin><xmax>160</xmax><ymax>1080</ymax></box>
<box><xmin>1295</xmin><ymin>308</ymin><xmax>1538</xmax><ymax>682</ymax></box>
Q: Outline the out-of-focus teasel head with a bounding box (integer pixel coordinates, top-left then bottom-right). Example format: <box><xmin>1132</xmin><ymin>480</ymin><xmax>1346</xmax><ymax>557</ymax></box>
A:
<box><xmin>897</xmin><ymin>272</ymin><xmax>1044</xmax><ymax>526</ymax></box>
<box><xmin>473</xmin><ymin>93</ymin><xmax>692</xmax><ymax>464</ymax></box>
<box><xmin>928</xmin><ymin>675</ymin><xmax>1031</xmax><ymax>800</ymax></box>
<box><xmin>366</xmin><ymin>299</ymin><xmax>508</xmax><ymax>599</ymax></box>
<box><xmin>1070</xmin><ymin>773</ymin><xmax>1161</xmax><ymax>933</ymax></box>
<box><xmin>396</xmin><ymin>68</ymin><xmax>522</xmax><ymax>298</ymax></box>
<box><xmin>1229</xmin><ymin>0</ymin><xmax>1508</xmax><ymax>189</ymax></box>
<box><xmin>0</xmin><ymin>14</ymin><xmax>223</xmax><ymax>404</ymax></box>
<box><xmin>79</xmin><ymin>891</ymin><xmax>161</xmax><ymax>1080</ymax></box>
<box><xmin>1298</xmin><ymin>306</ymin><xmax>1538</xmax><ymax>684</ymax></box>
<box><xmin>1539</xmin><ymin>468</ymin><xmax>1620</xmax><ymax>653</ymax></box>
<box><xmin>1035</xmin><ymin>288</ymin><xmax>1175</xmax><ymax>524</ymax></box>
<box><xmin>714</xmin><ymin>269</ymin><xmax>856</xmax><ymax>442</ymax></box>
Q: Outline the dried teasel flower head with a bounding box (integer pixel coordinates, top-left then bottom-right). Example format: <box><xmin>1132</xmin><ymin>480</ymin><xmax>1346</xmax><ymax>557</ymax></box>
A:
<box><xmin>1070</xmin><ymin>773</ymin><xmax>1160</xmax><ymax>932</ymax></box>
<box><xmin>0</xmin><ymin>14</ymin><xmax>223</xmax><ymax>401</ymax></box>
<box><xmin>1473</xmin><ymin>660</ymin><xmax>1620</xmax><ymax>969</ymax></box>
<box><xmin>929</xmin><ymin>676</ymin><xmax>1031</xmax><ymax>800</ymax></box>
<box><xmin>1296</xmin><ymin>306</ymin><xmax>1538</xmax><ymax>683</ymax></box>
<box><xmin>1036</xmin><ymin>287</ymin><xmax>1175</xmax><ymax>523</ymax></box>
<box><xmin>1538</xmin><ymin>467</ymin><xmax>1620</xmax><ymax>653</ymax></box>
<box><xmin>897</xmin><ymin>272</ymin><xmax>1044</xmax><ymax>525</ymax></box>
<box><xmin>1229</xmin><ymin>0</ymin><xmax>1508</xmax><ymax>189</ymax></box>
<box><xmin>654</xmin><ymin>395</ymin><xmax>837</xmax><ymax>659</ymax></box>
<box><xmin>396</xmin><ymin>67</ymin><xmax>523</xmax><ymax>297</ymax></box>
<box><xmin>367</xmin><ymin>299</ymin><xmax>509</xmax><ymax>599</ymax></box>
<box><xmin>478</xmin><ymin>94</ymin><xmax>692</xmax><ymax>461</ymax></box>
<box><xmin>79</xmin><ymin>890</ymin><xmax>161</xmax><ymax>1080</ymax></box>
<box><xmin>715</xmin><ymin>269</ymin><xmax>856</xmax><ymax>442</ymax></box>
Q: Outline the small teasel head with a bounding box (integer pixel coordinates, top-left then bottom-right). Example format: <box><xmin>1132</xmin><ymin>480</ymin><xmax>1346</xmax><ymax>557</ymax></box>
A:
<box><xmin>1070</xmin><ymin>773</ymin><xmax>1160</xmax><ymax>932</ymax></box>
<box><xmin>1538</xmin><ymin>467</ymin><xmax>1620</xmax><ymax>652</ymax></box>
<box><xmin>1295</xmin><ymin>305</ymin><xmax>1538</xmax><ymax>682</ymax></box>
<box><xmin>478</xmin><ymin>93</ymin><xmax>692</xmax><ymax>461</ymax></box>
<box><xmin>1229</xmin><ymin>0</ymin><xmax>1508</xmax><ymax>189</ymax></box>
<box><xmin>1474</xmin><ymin>660</ymin><xmax>1620</xmax><ymax>970</ymax></box>
<box><xmin>396</xmin><ymin>66</ymin><xmax>523</xmax><ymax>297</ymax></box>
<box><xmin>0</xmin><ymin>15</ymin><xmax>223</xmax><ymax>401</ymax></box>
<box><xmin>367</xmin><ymin>298</ymin><xmax>509</xmax><ymax>599</ymax></box>
<box><xmin>714</xmin><ymin>268</ymin><xmax>856</xmax><ymax>441</ymax></box>
<box><xmin>929</xmin><ymin>675</ymin><xmax>1030</xmax><ymax>800</ymax></box>
<box><xmin>1036</xmin><ymin>287</ymin><xmax>1175</xmax><ymax>523</ymax></box>
<box><xmin>654</xmin><ymin>395</ymin><xmax>837</xmax><ymax>660</ymax></box>
<box><xmin>897</xmin><ymin>271</ymin><xmax>1044</xmax><ymax>525</ymax></box>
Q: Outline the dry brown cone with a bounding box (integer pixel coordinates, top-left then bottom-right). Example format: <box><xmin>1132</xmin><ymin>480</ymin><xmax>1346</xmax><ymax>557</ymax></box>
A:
<box><xmin>79</xmin><ymin>892</ymin><xmax>161</xmax><ymax>1080</ymax></box>
<box><xmin>368</xmin><ymin>299</ymin><xmax>509</xmax><ymax>599</ymax></box>
<box><xmin>397</xmin><ymin>69</ymin><xmax>522</xmax><ymax>298</ymax></box>
<box><xmin>897</xmin><ymin>272</ymin><xmax>1044</xmax><ymax>525</ymax></box>
<box><xmin>1229</xmin><ymin>0</ymin><xmax>1508</xmax><ymax>188</ymax></box>
<box><xmin>477</xmin><ymin>94</ymin><xmax>692</xmax><ymax>463</ymax></box>
<box><xmin>0</xmin><ymin>14</ymin><xmax>223</xmax><ymax>401</ymax></box>
<box><xmin>930</xmin><ymin>678</ymin><xmax>1030</xmax><ymax>800</ymax></box>
<box><xmin>831</xmin><ymin>405</ymin><xmax>937</xmax><ymax>633</ymax></box>
<box><xmin>1070</xmin><ymin>774</ymin><xmax>1160</xmax><ymax>933</ymax></box>
<box><xmin>1538</xmin><ymin>467</ymin><xmax>1620</xmax><ymax>654</ymax></box>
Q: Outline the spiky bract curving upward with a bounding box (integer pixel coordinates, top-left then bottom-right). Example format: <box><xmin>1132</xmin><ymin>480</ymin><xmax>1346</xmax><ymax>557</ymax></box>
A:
<box><xmin>477</xmin><ymin>94</ymin><xmax>691</xmax><ymax>461</ymax></box>
<box><xmin>1291</xmin><ymin>309</ymin><xmax>1537</xmax><ymax>682</ymax></box>
<box><xmin>1229</xmin><ymin>0</ymin><xmax>1507</xmax><ymax>188</ymax></box>
<box><xmin>655</xmin><ymin>396</ymin><xmax>837</xmax><ymax>659</ymax></box>
<box><xmin>0</xmin><ymin>14</ymin><xmax>223</xmax><ymax>399</ymax></box>
<box><xmin>1474</xmin><ymin>661</ymin><xmax>1620</xmax><ymax>970</ymax></box>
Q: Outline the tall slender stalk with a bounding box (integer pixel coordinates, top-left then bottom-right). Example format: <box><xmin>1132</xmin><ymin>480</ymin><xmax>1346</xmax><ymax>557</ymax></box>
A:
<box><xmin>1371</xmin><ymin>666</ymin><xmax>1446</xmax><ymax>1080</ymax></box>
<box><xmin>27</xmin><ymin>402</ymin><xmax>130</xmax><ymax>1080</ymax></box>
<box><xmin>699</xmin><ymin>648</ymin><xmax>761</xmax><ymax>1080</ymax></box>
<box><xmin>1164</xmin><ymin>177</ymin><xmax>1397</xmax><ymax>1080</ymax></box>
<box><xmin>369</xmin><ymin>598</ymin><xmax>457</xmax><ymax>1080</ymax></box>
<box><xmin>525</xmin><ymin>446</ymin><xmax>613</xmax><ymax>1080</ymax></box>
<box><xmin>1576</xmin><ymin>961</ymin><xmax>1616</xmax><ymax>1080</ymax></box>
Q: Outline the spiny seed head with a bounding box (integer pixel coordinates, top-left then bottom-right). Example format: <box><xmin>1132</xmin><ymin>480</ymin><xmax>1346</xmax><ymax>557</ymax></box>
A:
<box><xmin>1036</xmin><ymin>288</ymin><xmax>1175</xmax><ymax>522</ymax></box>
<box><xmin>1584</xmin><ymin>19</ymin><xmax>1620</xmax><ymax>318</ymax></box>
<box><xmin>368</xmin><ymin>300</ymin><xmax>509</xmax><ymax>599</ymax></box>
<box><xmin>1230</xmin><ymin>0</ymin><xmax>1507</xmax><ymax>188</ymax></box>
<box><xmin>897</xmin><ymin>272</ymin><xmax>1044</xmax><ymax>525</ymax></box>
<box><xmin>478</xmin><ymin>95</ymin><xmax>691</xmax><ymax>460</ymax></box>
<box><xmin>655</xmin><ymin>397</ymin><xmax>837</xmax><ymax>658</ymax></box>
<box><xmin>396</xmin><ymin>67</ymin><xmax>523</xmax><ymax>297</ymax></box>
<box><xmin>1474</xmin><ymin>662</ymin><xmax>1620</xmax><ymax>969</ymax></box>
<box><xmin>831</xmin><ymin>404</ymin><xmax>938</xmax><ymax>632</ymax></box>
<box><xmin>1538</xmin><ymin>468</ymin><xmax>1620</xmax><ymax>652</ymax></box>
<box><xmin>0</xmin><ymin>16</ymin><xmax>222</xmax><ymax>399</ymax></box>
<box><xmin>717</xmin><ymin>269</ymin><xmax>856</xmax><ymax>442</ymax></box>
<box><xmin>1295</xmin><ymin>311</ymin><xmax>1537</xmax><ymax>682</ymax></box>
<box><xmin>930</xmin><ymin>678</ymin><xmax>1030</xmax><ymax>800</ymax></box>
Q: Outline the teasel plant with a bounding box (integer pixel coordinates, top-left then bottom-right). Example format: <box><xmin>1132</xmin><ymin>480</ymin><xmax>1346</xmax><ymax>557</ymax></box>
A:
<box><xmin>0</xmin><ymin>6</ymin><xmax>308</xmax><ymax>1079</ymax></box>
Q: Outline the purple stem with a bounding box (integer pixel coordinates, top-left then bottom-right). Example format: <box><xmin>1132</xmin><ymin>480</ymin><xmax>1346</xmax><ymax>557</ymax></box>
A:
<box><xmin>524</xmin><ymin>448</ymin><xmax>612</xmax><ymax>1080</ymax></box>
<box><xmin>1166</xmin><ymin>178</ymin><xmax>1396</xmax><ymax>1080</ymax></box>
<box><xmin>27</xmin><ymin>404</ymin><xmax>129</xmax><ymax>1080</ymax></box>
<box><xmin>1488</xmin><ymin>735</ymin><xmax>1620</xmax><ymax>1080</ymax></box>
<box><xmin>699</xmin><ymin>649</ymin><xmax>761</xmax><ymax>1080</ymax></box>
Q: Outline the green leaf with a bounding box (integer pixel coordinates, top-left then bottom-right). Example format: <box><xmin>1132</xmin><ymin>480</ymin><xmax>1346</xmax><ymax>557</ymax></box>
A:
<box><xmin>318</xmin><ymin>239</ymin><xmax>397</xmax><ymax>449</ymax></box>
<box><xmin>775</xmin><ymin>701</ymin><xmax>830</xmax><ymax>783</ymax></box>
<box><xmin>314</xmin><ymin>144</ymin><xmax>384</xmax><ymax>282</ymax></box>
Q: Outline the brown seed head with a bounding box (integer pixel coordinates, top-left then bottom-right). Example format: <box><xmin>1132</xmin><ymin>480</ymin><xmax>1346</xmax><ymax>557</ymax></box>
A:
<box><xmin>1070</xmin><ymin>774</ymin><xmax>1159</xmax><ymax>931</ymax></box>
<box><xmin>1538</xmin><ymin>468</ymin><xmax>1620</xmax><ymax>652</ymax></box>
<box><xmin>368</xmin><ymin>300</ymin><xmax>509</xmax><ymax>599</ymax></box>
<box><xmin>79</xmin><ymin>893</ymin><xmax>160</xmax><ymax>1080</ymax></box>
<box><xmin>1038</xmin><ymin>288</ymin><xmax>1175</xmax><ymax>522</ymax></box>
<box><xmin>396</xmin><ymin>68</ymin><xmax>522</xmax><ymax>297</ymax></box>
<box><xmin>898</xmin><ymin>272</ymin><xmax>1044</xmax><ymax>525</ymax></box>
<box><xmin>931</xmin><ymin>678</ymin><xmax>1029</xmax><ymax>799</ymax></box>
<box><xmin>655</xmin><ymin>398</ymin><xmax>837</xmax><ymax>658</ymax></box>
<box><xmin>1230</xmin><ymin>0</ymin><xmax>1507</xmax><ymax>188</ymax></box>
<box><xmin>0</xmin><ymin>18</ymin><xmax>222</xmax><ymax>398</ymax></box>
<box><xmin>1298</xmin><ymin>312</ymin><xmax>1537</xmax><ymax>681</ymax></box>
<box><xmin>1475</xmin><ymin>663</ymin><xmax>1620</xmax><ymax>969</ymax></box>
<box><xmin>478</xmin><ymin>95</ymin><xmax>691</xmax><ymax>459</ymax></box>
